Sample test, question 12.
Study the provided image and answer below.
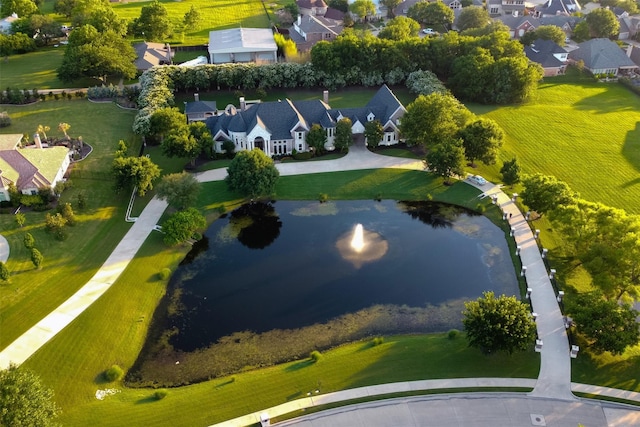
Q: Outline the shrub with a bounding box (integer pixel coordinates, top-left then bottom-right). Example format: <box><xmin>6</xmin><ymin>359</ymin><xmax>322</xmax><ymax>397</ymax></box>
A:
<box><xmin>318</xmin><ymin>193</ymin><xmax>328</xmax><ymax>203</ymax></box>
<box><xmin>476</xmin><ymin>203</ymin><xmax>486</xmax><ymax>213</ymax></box>
<box><xmin>309</xmin><ymin>350</ymin><xmax>322</xmax><ymax>362</ymax></box>
<box><xmin>448</xmin><ymin>329</ymin><xmax>459</xmax><ymax>339</ymax></box>
<box><xmin>23</xmin><ymin>233</ymin><xmax>35</xmax><ymax>249</ymax></box>
<box><xmin>154</xmin><ymin>389</ymin><xmax>168</xmax><ymax>400</ymax></box>
<box><xmin>372</xmin><ymin>336</ymin><xmax>384</xmax><ymax>346</ymax></box>
<box><xmin>0</xmin><ymin>112</ymin><xmax>11</xmax><ymax>128</ymax></box>
<box><xmin>293</xmin><ymin>151</ymin><xmax>313</xmax><ymax>160</ymax></box>
<box><xmin>57</xmin><ymin>203</ymin><xmax>76</xmax><ymax>226</ymax></box>
<box><xmin>158</xmin><ymin>268</ymin><xmax>172</xmax><ymax>280</ymax></box>
<box><xmin>30</xmin><ymin>248</ymin><xmax>43</xmax><ymax>269</ymax></box>
<box><xmin>104</xmin><ymin>365</ymin><xmax>124</xmax><ymax>382</ymax></box>
<box><xmin>20</xmin><ymin>195</ymin><xmax>44</xmax><ymax>208</ymax></box>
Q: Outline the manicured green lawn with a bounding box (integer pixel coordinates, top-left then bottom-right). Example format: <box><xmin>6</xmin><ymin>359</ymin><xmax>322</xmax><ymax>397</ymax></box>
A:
<box><xmin>0</xmin><ymin>48</ymin><xmax>100</xmax><ymax>89</ymax></box>
<box><xmin>467</xmin><ymin>76</ymin><xmax>640</xmax><ymax>214</ymax></box>
<box><xmin>0</xmin><ymin>100</ymin><xmax>139</xmax><ymax>349</ymax></box>
<box><xmin>112</xmin><ymin>0</ymin><xmax>275</xmax><ymax>46</ymax></box>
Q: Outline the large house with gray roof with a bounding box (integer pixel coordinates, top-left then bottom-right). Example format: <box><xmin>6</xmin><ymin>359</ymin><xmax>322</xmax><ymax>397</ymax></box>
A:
<box><xmin>0</xmin><ymin>134</ymin><xmax>71</xmax><ymax>202</ymax></box>
<box><xmin>198</xmin><ymin>85</ymin><xmax>406</xmax><ymax>155</ymax></box>
<box><xmin>568</xmin><ymin>38</ymin><xmax>638</xmax><ymax>76</ymax></box>
<box><xmin>524</xmin><ymin>39</ymin><xmax>568</xmax><ymax>76</ymax></box>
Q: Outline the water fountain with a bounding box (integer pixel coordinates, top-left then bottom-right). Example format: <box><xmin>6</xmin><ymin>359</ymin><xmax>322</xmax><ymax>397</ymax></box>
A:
<box><xmin>336</xmin><ymin>223</ymin><xmax>388</xmax><ymax>268</ymax></box>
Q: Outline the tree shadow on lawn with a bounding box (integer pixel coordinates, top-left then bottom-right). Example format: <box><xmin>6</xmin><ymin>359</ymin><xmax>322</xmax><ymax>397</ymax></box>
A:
<box><xmin>134</xmin><ymin>395</ymin><xmax>158</xmax><ymax>405</ymax></box>
<box><xmin>571</xmin><ymin>90</ymin><xmax>640</xmax><ymax>114</ymax></box>
<box><xmin>284</xmin><ymin>359</ymin><xmax>315</xmax><ymax>372</ymax></box>
<box><xmin>621</xmin><ymin>122</ymin><xmax>640</xmax><ymax>177</ymax></box>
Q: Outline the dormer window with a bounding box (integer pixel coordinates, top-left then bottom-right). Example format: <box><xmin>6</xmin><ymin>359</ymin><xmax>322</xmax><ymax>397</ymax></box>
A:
<box><xmin>367</xmin><ymin>113</ymin><xmax>375</xmax><ymax>121</ymax></box>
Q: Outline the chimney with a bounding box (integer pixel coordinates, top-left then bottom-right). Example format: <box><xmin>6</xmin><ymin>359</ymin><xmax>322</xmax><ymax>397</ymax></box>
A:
<box><xmin>239</xmin><ymin>97</ymin><xmax>246</xmax><ymax>111</ymax></box>
<box><xmin>297</xmin><ymin>15</ymin><xmax>301</xmax><ymax>26</ymax></box>
<box><xmin>34</xmin><ymin>133</ymin><xmax>42</xmax><ymax>149</ymax></box>
<box><xmin>323</xmin><ymin>90</ymin><xmax>329</xmax><ymax>104</ymax></box>
<box><xmin>194</xmin><ymin>93</ymin><xmax>199</xmax><ymax>102</ymax></box>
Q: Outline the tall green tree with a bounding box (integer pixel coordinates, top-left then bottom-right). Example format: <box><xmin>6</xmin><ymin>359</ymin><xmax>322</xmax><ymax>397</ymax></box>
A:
<box><xmin>156</xmin><ymin>172</ymin><xmax>200</xmax><ymax>210</ymax></box>
<box><xmin>378</xmin><ymin>16</ymin><xmax>420</xmax><ymax>40</ymax></box>
<box><xmin>112</xmin><ymin>155</ymin><xmax>161</xmax><ymax>196</ymax></box>
<box><xmin>23</xmin><ymin>232</ymin><xmax>35</xmax><ymax>249</ymax></box>
<box><xmin>364</xmin><ymin>120</ymin><xmax>384</xmax><ymax>148</ymax></box>
<box><xmin>133</xmin><ymin>0</ymin><xmax>173</xmax><ymax>41</ymax></box>
<box><xmin>28</xmin><ymin>15</ymin><xmax>63</xmax><ymax>46</ymax></box>
<box><xmin>381</xmin><ymin>0</ymin><xmax>402</xmax><ymax>18</ymax></box>
<box><xmin>57</xmin><ymin>25</ymin><xmax>136</xmax><ymax>83</ymax></box>
<box><xmin>585</xmin><ymin>8</ymin><xmax>619</xmax><ymax>39</ymax></box>
<box><xmin>551</xmin><ymin>200</ymin><xmax>640</xmax><ymax>302</ymax></box>
<box><xmin>520</xmin><ymin>25</ymin><xmax>566</xmax><ymax>46</ymax></box>
<box><xmin>0</xmin><ymin>364</ymin><xmax>60</xmax><ymax>426</ymax></box>
<box><xmin>334</xmin><ymin>118</ymin><xmax>353</xmax><ymax>152</ymax></box>
<box><xmin>408</xmin><ymin>1</ymin><xmax>453</xmax><ymax>27</ymax></box>
<box><xmin>162</xmin><ymin>207</ymin><xmax>206</xmax><ymax>245</ymax></box>
<box><xmin>500</xmin><ymin>157</ymin><xmax>520</xmax><ymax>186</ymax></box>
<box><xmin>183</xmin><ymin>5</ymin><xmax>201</xmax><ymax>31</ymax></box>
<box><xmin>521</xmin><ymin>173</ymin><xmax>576</xmax><ymax>216</ymax></box>
<box><xmin>405</xmin><ymin>70</ymin><xmax>447</xmax><ymax>95</ymax></box>
<box><xmin>149</xmin><ymin>107</ymin><xmax>187</xmax><ymax>143</ymax></box>
<box><xmin>463</xmin><ymin>291</ymin><xmax>537</xmax><ymax>354</ymax></box>
<box><xmin>457</xmin><ymin>118</ymin><xmax>504</xmax><ymax>167</ymax></box>
<box><xmin>306</xmin><ymin>124</ymin><xmax>327</xmax><ymax>155</ymax></box>
<box><xmin>1</xmin><ymin>0</ymin><xmax>38</xmax><ymax>18</ymax></box>
<box><xmin>226</xmin><ymin>149</ymin><xmax>280</xmax><ymax>198</ymax></box>
<box><xmin>400</xmin><ymin>93</ymin><xmax>473</xmax><ymax>149</ymax></box>
<box><xmin>54</xmin><ymin>0</ymin><xmax>77</xmax><ymax>17</ymax></box>
<box><xmin>456</xmin><ymin>6</ymin><xmax>490</xmax><ymax>32</ymax></box>
<box><xmin>162</xmin><ymin>125</ymin><xmax>201</xmax><ymax>167</ymax></box>
<box><xmin>425</xmin><ymin>138</ymin><xmax>466</xmax><ymax>184</ymax></box>
<box><xmin>567</xmin><ymin>292</ymin><xmax>640</xmax><ymax>355</ymax></box>
<box><xmin>349</xmin><ymin>0</ymin><xmax>376</xmax><ymax>21</ymax></box>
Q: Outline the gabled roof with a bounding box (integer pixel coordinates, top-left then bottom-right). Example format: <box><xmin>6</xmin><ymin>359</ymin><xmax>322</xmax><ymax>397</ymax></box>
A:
<box><xmin>324</xmin><ymin>7</ymin><xmax>345</xmax><ymax>21</ymax></box>
<box><xmin>185</xmin><ymin>101</ymin><xmax>218</xmax><ymax>114</ymax></box>
<box><xmin>133</xmin><ymin>42</ymin><xmax>172</xmax><ymax>71</ymax></box>
<box><xmin>629</xmin><ymin>45</ymin><xmax>640</xmax><ymax>66</ymax></box>
<box><xmin>539</xmin><ymin>15</ymin><xmax>581</xmax><ymax>29</ymax></box>
<box><xmin>296</xmin><ymin>0</ymin><xmax>327</xmax><ymax>9</ymax></box>
<box><xmin>208</xmin><ymin>28</ymin><xmax>277</xmax><ymax>54</ymax></box>
<box><xmin>569</xmin><ymin>38</ymin><xmax>637</xmax><ymax>69</ymax></box>
<box><xmin>0</xmin><ymin>142</ymin><xmax>69</xmax><ymax>191</ymax></box>
<box><xmin>535</xmin><ymin>0</ymin><xmax>581</xmax><ymax>16</ymax></box>
<box><xmin>525</xmin><ymin>39</ymin><xmax>567</xmax><ymax>67</ymax></box>
<box><xmin>296</xmin><ymin>14</ymin><xmax>341</xmax><ymax>35</ymax></box>
<box><xmin>203</xmin><ymin>85</ymin><xmax>406</xmax><ymax>140</ymax></box>
<box><xmin>496</xmin><ymin>15</ymin><xmax>540</xmax><ymax>30</ymax></box>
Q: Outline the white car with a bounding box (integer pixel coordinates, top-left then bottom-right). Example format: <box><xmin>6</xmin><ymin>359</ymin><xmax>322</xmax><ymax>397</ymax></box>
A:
<box><xmin>422</xmin><ymin>28</ymin><xmax>436</xmax><ymax>35</ymax></box>
<box><xmin>468</xmin><ymin>175</ymin><xmax>487</xmax><ymax>185</ymax></box>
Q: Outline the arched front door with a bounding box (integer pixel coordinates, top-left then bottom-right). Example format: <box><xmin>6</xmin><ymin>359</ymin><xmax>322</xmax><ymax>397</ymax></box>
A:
<box><xmin>254</xmin><ymin>137</ymin><xmax>265</xmax><ymax>151</ymax></box>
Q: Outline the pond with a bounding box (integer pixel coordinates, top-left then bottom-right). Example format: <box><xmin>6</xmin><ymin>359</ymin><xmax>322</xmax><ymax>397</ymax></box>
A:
<box><xmin>163</xmin><ymin>200</ymin><xmax>518</xmax><ymax>353</ymax></box>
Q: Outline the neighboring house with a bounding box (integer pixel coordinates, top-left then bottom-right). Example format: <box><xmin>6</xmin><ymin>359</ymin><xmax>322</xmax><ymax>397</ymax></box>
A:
<box><xmin>289</xmin><ymin>14</ymin><xmax>343</xmax><ymax>52</ymax></box>
<box><xmin>534</xmin><ymin>0</ymin><xmax>581</xmax><ymax>18</ymax></box>
<box><xmin>201</xmin><ymin>85</ymin><xmax>406</xmax><ymax>155</ymax></box>
<box><xmin>444</xmin><ymin>0</ymin><xmax>463</xmax><ymax>10</ymax></box>
<box><xmin>524</xmin><ymin>38</ymin><xmax>569</xmax><ymax>76</ymax></box>
<box><xmin>619</xmin><ymin>16</ymin><xmax>632</xmax><ymax>40</ymax></box>
<box><xmin>581</xmin><ymin>2</ymin><xmax>600</xmax><ymax>13</ymax></box>
<box><xmin>487</xmin><ymin>0</ymin><xmax>526</xmax><ymax>17</ymax></box>
<box><xmin>568</xmin><ymin>38</ymin><xmax>639</xmax><ymax>75</ymax></box>
<box><xmin>539</xmin><ymin>15</ymin><xmax>581</xmax><ymax>37</ymax></box>
<box><xmin>185</xmin><ymin>95</ymin><xmax>218</xmax><ymax>122</ymax></box>
<box><xmin>496</xmin><ymin>15</ymin><xmax>539</xmax><ymax>38</ymax></box>
<box><xmin>133</xmin><ymin>42</ymin><xmax>173</xmax><ymax>72</ymax></box>
<box><xmin>208</xmin><ymin>28</ymin><xmax>277</xmax><ymax>64</ymax></box>
<box><xmin>628</xmin><ymin>44</ymin><xmax>640</xmax><ymax>68</ymax></box>
<box><xmin>0</xmin><ymin>13</ymin><xmax>18</xmax><ymax>34</ymax></box>
<box><xmin>0</xmin><ymin>134</ymin><xmax>71</xmax><ymax>202</ymax></box>
<box><xmin>296</xmin><ymin>0</ymin><xmax>329</xmax><ymax>16</ymax></box>
<box><xmin>621</xmin><ymin>15</ymin><xmax>640</xmax><ymax>39</ymax></box>
<box><xmin>394</xmin><ymin>0</ymin><xmax>423</xmax><ymax>17</ymax></box>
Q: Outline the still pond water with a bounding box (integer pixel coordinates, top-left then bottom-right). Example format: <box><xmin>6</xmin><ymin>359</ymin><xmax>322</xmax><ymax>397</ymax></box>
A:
<box><xmin>166</xmin><ymin>200</ymin><xmax>518</xmax><ymax>352</ymax></box>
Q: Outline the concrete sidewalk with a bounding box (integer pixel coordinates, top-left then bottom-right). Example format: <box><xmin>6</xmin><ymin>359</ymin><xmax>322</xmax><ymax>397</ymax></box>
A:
<box><xmin>468</xmin><ymin>181</ymin><xmax>572</xmax><ymax>401</ymax></box>
<box><xmin>209</xmin><ymin>379</ymin><xmax>640</xmax><ymax>427</ymax></box>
